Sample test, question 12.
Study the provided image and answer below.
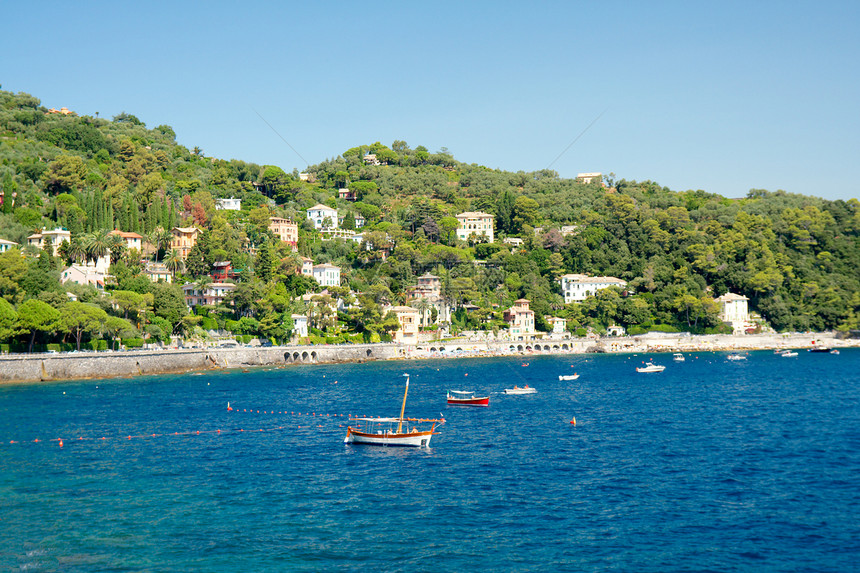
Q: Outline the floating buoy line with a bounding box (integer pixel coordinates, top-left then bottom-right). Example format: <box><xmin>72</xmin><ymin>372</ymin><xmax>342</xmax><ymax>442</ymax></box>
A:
<box><xmin>4</xmin><ymin>402</ymin><xmax>580</xmax><ymax>447</ymax></box>
<box><xmin>2</xmin><ymin>403</ymin><xmax>359</xmax><ymax>449</ymax></box>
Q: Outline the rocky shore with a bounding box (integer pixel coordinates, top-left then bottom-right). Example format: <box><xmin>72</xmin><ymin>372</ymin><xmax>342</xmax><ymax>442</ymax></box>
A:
<box><xmin>0</xmin><ymin>332</ymin><xmax>854</xmax><ymax>384</ymax></box>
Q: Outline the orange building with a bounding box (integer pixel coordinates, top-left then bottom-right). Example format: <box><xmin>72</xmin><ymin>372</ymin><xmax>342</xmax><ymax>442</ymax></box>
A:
<box><xmin>269</xmin><ymin>217</ymin><xmax>298</xmax><ymax>247</ymax></box>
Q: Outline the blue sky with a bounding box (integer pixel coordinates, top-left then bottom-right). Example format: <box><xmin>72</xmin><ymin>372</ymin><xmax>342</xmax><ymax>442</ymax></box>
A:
<box><xmin>2</xmin><ymin>1</ymin><xmax>858</xmax><ymax>201</ymax></box>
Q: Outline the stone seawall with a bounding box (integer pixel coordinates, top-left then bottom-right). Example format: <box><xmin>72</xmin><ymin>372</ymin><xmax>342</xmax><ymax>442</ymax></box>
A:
<box><xmin>0</xmin><ymin>344</ymin><xmax>402</xmax><ymax>384</ymax></box>
<box><xmin>1</xmin><ymin>333</ymin><xmax>852</xmax><ymax>385</ymax></box>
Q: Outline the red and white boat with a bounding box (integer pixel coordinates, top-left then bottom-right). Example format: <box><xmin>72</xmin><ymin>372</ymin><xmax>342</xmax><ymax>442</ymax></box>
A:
<box><xmin>447</xmin><ymin>390</ymin><xmax>490</xmax><ymax>407</ymax></box>
<box><xmin>344</xmin><ymin>374</ymin><xmax>444</xmax><ymax>448</ymax></box>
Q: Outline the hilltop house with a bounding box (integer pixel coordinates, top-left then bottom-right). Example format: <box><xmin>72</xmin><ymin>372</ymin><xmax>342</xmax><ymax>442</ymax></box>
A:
<box><xmin>576</xmin><ymin>172</ymin><xmax>602</xmax><ymax>185</ymax></box>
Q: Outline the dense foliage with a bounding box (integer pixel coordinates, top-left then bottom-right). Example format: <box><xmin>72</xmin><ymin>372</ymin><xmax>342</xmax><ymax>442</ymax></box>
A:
<box><xmin>1</xmin><ymin>89</ymin><xmax>858</xmax><ymax>351</ymax></box>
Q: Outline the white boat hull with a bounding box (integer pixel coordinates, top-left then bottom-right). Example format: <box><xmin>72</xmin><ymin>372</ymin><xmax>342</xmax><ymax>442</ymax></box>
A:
<box><xmin>558</xmin><ymin>375</ymin><xmax>580</xmax><ymax>381</ymax></box>
<box><xmin>344</xmin><ymin>428</ymin><xmax>434</xmax><ymax>447</ymax></box>
<box><xmin>636</xmin><ymin>366</ymin><xmax>665</xmax><ymax>373</ymax></box>
<box><xmin>504</xmin><ymin>388</ymin><xmax>537</xmax><ymax>394</ymax></box>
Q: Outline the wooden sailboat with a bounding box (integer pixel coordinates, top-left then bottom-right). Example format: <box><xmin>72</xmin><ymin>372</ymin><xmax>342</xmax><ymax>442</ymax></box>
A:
<box><xmin>344</xmin><ymin>374</ymin><xmax>444</xmax><ymax>447</ymax></box>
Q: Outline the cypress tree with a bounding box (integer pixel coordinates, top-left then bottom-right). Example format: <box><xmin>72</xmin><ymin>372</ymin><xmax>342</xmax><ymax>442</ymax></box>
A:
<box><xmin>131</xmin><ymin>200</ymin><xmax>141</xmax><ymax>233</ymax></box>
<box><xmin>153</xmin><ymin>195</ymin><xmax>163</xmax><ymax>228</ymax></box>
<box><xmin>161</xmin><ymin>196</ymin><xmax>170</xmax><ymax>229</ymax></box>
<box><xmin>145</xmin><ymin>203</ymin><xmax>155</xmax><ymax>234</ymax></box>
<box><xmin>167</xmin><ymin>199</ymin><xmax>176</xmax><ymax>230</ymax></box>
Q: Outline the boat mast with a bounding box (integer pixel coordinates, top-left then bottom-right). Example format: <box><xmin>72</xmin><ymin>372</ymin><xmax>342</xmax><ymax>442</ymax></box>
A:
<box><xmin>397</xmin><ymin>374</ymin><xmax>409</xmax><ymax>434</ymax></box>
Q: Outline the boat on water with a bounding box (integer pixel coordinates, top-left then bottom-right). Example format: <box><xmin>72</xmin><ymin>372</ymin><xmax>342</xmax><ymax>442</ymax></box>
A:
<box><xmin>504</xmin><ymin>385</ymin><xmax>537</xmax><ymax>395</ymax></box>
<box><xmin>830</xmin><ymin>349</ymin><xmax>840</xmax><ymax>355</ymax></box>
<box><xmin>727</xmin><ymin>353</ymin><xmax>746</xmax><ymax>361</ymax></box>
<box><xmin>673</xmin><ymin>353</ymin><xmax>685</xmax><ymax>362</ymax></box>
<box><xmin>636</xmin><ymin>362</ymin><xmax>666</xmax><ymax>373</ymax></box>
<box><xmin>344</xmin><ymin>374</ymin><xmax>444</xmax><ymax>447</ymax></box>
<box><xmin>781</xmin><ymin>351</ymin><xmax>798</xmax><ymax>357</ymax></box>
<box><xmin>809</xmin><ymin>346</ymin><xmax>832</xmax><ymax>353</ymax></box>
<box><xmin>558</xmin><ymin>373</ymin><xmax>580</xmax><ymax>381</ymax></box>
<box><xmin>446</xmin><ymin>390</ymin><xmax>490</xmax><ymax>407</ymax></box>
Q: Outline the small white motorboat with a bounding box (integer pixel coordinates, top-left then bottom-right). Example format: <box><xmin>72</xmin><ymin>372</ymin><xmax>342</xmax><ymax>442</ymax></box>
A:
<box><xmin>673</xmin><ymin>353</ymin><xmax>685</xmax><ymax>362</ymax></box>
<box><xmin>504</xmin><ymin>385</ymin><xmax>537</xmax><ymax>395</ymax></box>
<box><xmin>636</xmin><ymin>362</ymin><xmax>666</xmax><ymax>373</ymax></box>
<box><xmin>558</xmin><ymin>373</ymin><xmax>580</xmax><ymax>381</ymax></box>
<box><xmin>727</xmin><ymin>353</ymin><xmax>746</xmax><ymax>361</ymax></box>
<box><xmin>781</xmin><ymin>351</ymin><xmax>798</xmax><ymax>357</ymax></box>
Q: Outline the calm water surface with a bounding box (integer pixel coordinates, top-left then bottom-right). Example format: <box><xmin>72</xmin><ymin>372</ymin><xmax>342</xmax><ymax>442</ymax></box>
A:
<box><xmin>1</xmin><ymin>350</ymin><xmax>858</xmax><ymax>571</ymax></box>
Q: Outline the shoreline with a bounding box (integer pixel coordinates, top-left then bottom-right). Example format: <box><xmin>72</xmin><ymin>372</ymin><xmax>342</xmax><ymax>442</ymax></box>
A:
<box><xmin>0</xmin><ymin>332</ymin><xmax>855</xmax><ymax>385</ymax></box>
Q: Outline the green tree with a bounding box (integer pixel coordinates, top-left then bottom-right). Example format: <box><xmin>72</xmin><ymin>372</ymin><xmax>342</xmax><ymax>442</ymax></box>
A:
<box><xmin>164</xmin><ymin>249</ymin><xmax>185</xmax><ymax>279</ymax></box>
<box><xmin>0</xmin><ymin>297</ymin><xmax>18</xmax><ymax>342</ymax></box>
<box><xmin>45</xmin><ymin>155</ymin><xmax>87</xmax><ymax>194</ymax></box>
<box><xmin>61</xmin><ymin>302</ymin><xmax>108</xmax><ymax>351</ymax></box>
<box><xmin>0</xmin><ymin>248</ymin><xmax>28</xmax><ymax>304</ymax></box>
<box><xmin>17</xmin><ymin>299</ymin><xmax>60</xmax><ymax>352</ymax></box>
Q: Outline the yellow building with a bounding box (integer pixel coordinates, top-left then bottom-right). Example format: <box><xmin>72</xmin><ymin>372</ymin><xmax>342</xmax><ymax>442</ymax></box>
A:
<box><xmin>170</xmin><ymin>227</ymin><xmax>199</xmax><ymax>259</ymax></box>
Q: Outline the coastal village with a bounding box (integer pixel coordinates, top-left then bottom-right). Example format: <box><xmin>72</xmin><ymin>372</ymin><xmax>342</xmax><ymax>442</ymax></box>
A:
<box><xmin>5</xmin><ymin>192</ymin><xmax>765</xmax><ymax>351</ymax></box>
<box><xmin>1</xmin><ymin>91</ymin><xmax>859</xmax><ymax>379</ymax></box>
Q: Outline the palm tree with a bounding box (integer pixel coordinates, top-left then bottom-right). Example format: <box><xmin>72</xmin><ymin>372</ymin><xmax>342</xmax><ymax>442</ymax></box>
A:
<box><xmin>107</xmin><ymin>233</ymin><xmax>126</xmax><ymax>265</ymax></box>
<box><xmin>164</xmin><ymin>249</ymin><xmax>185</xmax><ymax>279</ymax></box>
<box><xmin>84</xmin><ymin>229</ymin><xmax>111</xmax><ymax>265</ymax></box>
<box><xmin>413</xmin><ymin>297</ymin><xmax>431</xmax><ymax>328</ymax></box>
<box><xmin>149</xmin><ymin>227</ymin><xmax>174</xmax><ymax>261</ymax></box>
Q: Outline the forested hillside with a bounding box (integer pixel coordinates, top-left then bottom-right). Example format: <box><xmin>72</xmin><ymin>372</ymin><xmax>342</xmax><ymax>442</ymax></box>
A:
<box><xmin>1</xmin><ymin>88</ymin><xmax>858</xmax><ymax>351</ymax></box>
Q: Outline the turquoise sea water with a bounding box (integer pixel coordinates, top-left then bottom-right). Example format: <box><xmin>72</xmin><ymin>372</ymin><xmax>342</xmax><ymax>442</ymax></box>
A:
<box><xmin>1</xmin><ymin>350</ymin><xmax>859</xmax><ymax>572</ymax></box>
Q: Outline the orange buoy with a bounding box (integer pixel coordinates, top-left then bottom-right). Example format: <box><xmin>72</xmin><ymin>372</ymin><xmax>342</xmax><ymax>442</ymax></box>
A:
<box><xmin>59</xmin><ymin>439</ymin><xmax>63</xmax><ymax>447</ymax></box>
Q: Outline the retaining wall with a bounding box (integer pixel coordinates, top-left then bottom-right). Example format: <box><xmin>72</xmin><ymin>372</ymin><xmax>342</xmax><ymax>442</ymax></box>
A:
<box><xmin>0</xmin><ymin>344</ymin><xmax>401</xmax><ymax>384</ymax></box>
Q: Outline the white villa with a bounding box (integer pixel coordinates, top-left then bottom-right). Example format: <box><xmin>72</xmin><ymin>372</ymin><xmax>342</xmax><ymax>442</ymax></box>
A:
<box><xmin>715</xmin><ymin>292</ymin><xmax>750</xmax><ymax>334</ymax></box>
<box><xmin>300</xmin><ymin>256</ymin><xmax>314</xmax><ymax>277</ymax></box>
<box><xmin>215</xmin><ymin>197</ymin><xmax>241</xmax><ymax>210</ymax></box>
<box><xmin>27</xmin><ymin>227</ymin><xmax>71</xmax><ymax>256</ymax></box>
<box><xmin>576</xmin><ymin>172</ymin><xmax>602</xmax><ymax>185</ymax></box>
<box><xmin>110</xmin><ymin>229</ymin><xmax>144</xmax><ymax>252</ymax></box>
<box><xmin>307</xmin><ymin>204</ymin><xmax>338</xmax><ymax>230</ymax></box>
<box><xmin>456</xmin><ymin>211</ymin><xmax>494</xmax><ymax>243</ymax></box>
<box><xmin>546</xmin><ymin>316</ymin><xmax>568</xmax><ymax>336</ymax></box>
<box><xmin>144</xmin><ymin>261</ymin><xmax>172</xmax><ymax>283</ymax></box>
<box><xmin>312</xmin><ymin>263</ymin><xmax>341</xmax><ymax>287</ymax></box>
<box><xmin>0</xmin><ymin>238</ymin><xmax>19</xmax><ymax>253</ymax></box>
<box><xmin>560</xmin><ymin>274</ymin><xmax>627</xmax><ymax>304</ymax></box>
<box><xmin>182</xmin><ymin>282</ymin><xmax>237</xmax><ymax>308</ymax></box>
<box><xmin>60</xmin><ymin>264</ymin><xmax>109</xmax><ymax>290</ymax></box>
<box><xmin>291</xmin><ymin>313</ymin><xmax>309</xmax><ymax>339</ymax></box>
